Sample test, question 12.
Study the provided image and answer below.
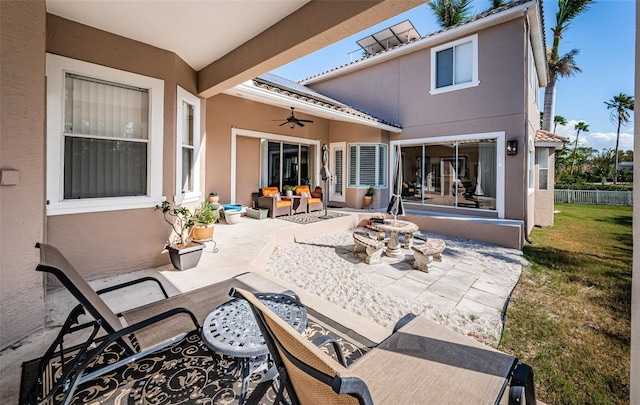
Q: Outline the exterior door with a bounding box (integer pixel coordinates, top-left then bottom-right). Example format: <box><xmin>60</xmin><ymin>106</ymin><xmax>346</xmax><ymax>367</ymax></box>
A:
<box><xmin>330</xmin><ymin>142</ymin><xmax>346</xmax><ymax>202</ymax></box>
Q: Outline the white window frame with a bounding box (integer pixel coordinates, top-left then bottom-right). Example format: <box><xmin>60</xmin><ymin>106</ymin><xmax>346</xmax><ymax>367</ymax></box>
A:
<box><xmin>537</xmin><ymin>148</ymin><xmax>549</xmax><ymax>190</ymax></box>
<box><xmin>174</xmin><ymin>86</ymin><xmax>201</xmax><ymax>204</ymax></box>
<box><xmin>430</xmin><ymin>34</ymin><xmax>479</xmax><ymax>95</ymax></box>
<box><xmin>528</xmin><ymin>138</ymin><xmax>536</xmax><ymax>193</ymax></box>
<box><xmin>348</xmin><ymin>143</ymin><xmax>387</xmax><ymax>189</ymax></box>
<box><xmin>391</xmin><ymin>132</ymin><xmax>506</xmax><ymax>218</ymax></box>
<box><xmin>46</xmin><ymin>53</ymin><xmax>164</xmax><ymax>215</ymax></box>
<box><xmin>528</xmin><ymin>41</ymin><xmax>539</xmax><ymax>106</ymax></box>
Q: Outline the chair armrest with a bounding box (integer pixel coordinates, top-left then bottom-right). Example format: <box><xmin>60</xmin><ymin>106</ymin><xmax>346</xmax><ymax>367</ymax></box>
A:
<box><xmin>96</xmin><ymin>276</ymin><xmax>169</xmax><ymax>299</ymax></box>
<box><xmin>392</xmin><ymin>313</ymin><xmax>417</xmax><ymax>333</ymax></box>
<box><xmin>312</xmin><ymin>335</ymin><xmax>348</xmax><ymax>367</ymax></box>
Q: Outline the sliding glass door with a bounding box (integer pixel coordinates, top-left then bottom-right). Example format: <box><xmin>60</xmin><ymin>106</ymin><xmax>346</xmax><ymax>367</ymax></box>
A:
<box><xmin>262</xmin><ymin>140</ymin><xmax>316</xmax><ymax>189</ymax></box>
<box><xmin>400</xmin><ymin>139</ymin><xmax>497</xmax><ymax>210</ymax></box>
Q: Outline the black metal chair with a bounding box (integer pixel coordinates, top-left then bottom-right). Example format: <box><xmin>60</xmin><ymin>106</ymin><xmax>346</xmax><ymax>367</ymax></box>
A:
<box><xmin>232</xmin><ymin>287</ymin><xmax>537</xmax><ymax>405</ymax></box>
<box><xmin>27</xmin><ymin>243</ymin><xmax>249</xmax><ymax>405</ymax></box>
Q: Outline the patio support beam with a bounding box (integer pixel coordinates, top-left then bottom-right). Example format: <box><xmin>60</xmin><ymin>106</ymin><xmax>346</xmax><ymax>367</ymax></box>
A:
<box><xmin>197</xmin><ymin>0</ymin><xmax>425</xmax><ymax>99</ymax></box>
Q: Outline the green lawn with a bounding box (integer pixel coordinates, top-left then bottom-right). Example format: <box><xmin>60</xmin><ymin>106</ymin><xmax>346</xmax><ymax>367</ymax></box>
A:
<box><xmin>499</xmin><ymin>203</ymin><xmax>632</xmax><ymax>405</ymax></box>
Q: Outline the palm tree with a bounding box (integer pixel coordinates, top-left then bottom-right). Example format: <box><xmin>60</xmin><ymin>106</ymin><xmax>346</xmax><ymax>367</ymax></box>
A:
<box><xmin>553</xmin><ymin>115</ymin><xmax>568</xmax><ymax>132</ymax></box>
<box><xmin>428</xmin><ymin>0</ymin><xmax>473</xmax><ymax>28</ymax></box>
<box><xmin>604</xmin><ymin>92</ymin><xmax>634</xmax><ymax>184</ymax></box>
<box><xmin>570</xmin><ymin>121</ymin><xmax>589</xmax><ymax>175</ymax></box>
<box><xmin>541</xmin><ymin>0</ymin><xmax>593</xmax><ymax>131</ymax></box>
<box><xmin>543</xmin><ymin>48</ymin><xmax>582</xmax><ymax>131</ymax></box>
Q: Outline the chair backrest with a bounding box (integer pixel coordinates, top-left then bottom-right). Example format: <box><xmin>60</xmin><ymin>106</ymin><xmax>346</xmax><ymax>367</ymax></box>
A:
<box><xmin>261</xmin><ymin>187</ymin><xmax>280</xmax><ymax>197</ymax></box>
<box><xmin>295</xmin><ymin>185</ymin><xmax>310</xmax><ymax>196</ymax></box>
<box><xmin>232</xmin><ymin>288</ymin><xmax>369</xmax><ymax>405</ymax></box>
<box><xmin>35</xmin><ymin>243</ymin><xmax>127</xmax><ymax>339</ymax></box>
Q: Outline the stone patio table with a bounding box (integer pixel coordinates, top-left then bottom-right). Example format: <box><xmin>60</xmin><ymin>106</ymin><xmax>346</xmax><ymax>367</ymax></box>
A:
<box><xmin>368</xmin><ymin>219</ymin><xmax>419</xmax><ymax>258</ymax></box>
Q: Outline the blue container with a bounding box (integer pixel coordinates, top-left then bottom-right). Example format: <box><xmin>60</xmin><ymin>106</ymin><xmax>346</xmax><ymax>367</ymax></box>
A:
<box><xmin>222</xmin><ymin>204</ymin><xmax>242</xmax><ymax>211</ymax></box>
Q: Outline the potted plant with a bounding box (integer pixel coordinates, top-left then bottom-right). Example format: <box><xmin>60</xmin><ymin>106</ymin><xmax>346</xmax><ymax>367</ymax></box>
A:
<box><xmin>283</xmin><ymin>185</ymin><xmax>296</xmax><ymax>197</ymax></box>
<box><xmin>363</xmin><ymin>185</ymin><xmax>375</xmax><ymax>208</ymax></box>
<box><xmin>192</xmin><ymin>201</ymin><xmax>219</xmax><ymax>241</ymax></box>
<box><xmin>155</xmin><ymin>201</ymin><xmax>205</xmax><ymax>271</ymax></box>
<box><xmin>208</xmin><ymin>192</ymin><xmax>219</xmax><ymax>204</ymax></box>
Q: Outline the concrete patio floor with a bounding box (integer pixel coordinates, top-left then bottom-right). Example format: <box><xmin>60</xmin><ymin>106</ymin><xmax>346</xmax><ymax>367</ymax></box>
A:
<box><xmin>0</xmin><ymin>209</ymin><xmax>525</xmax><ymax>404</ymax></box>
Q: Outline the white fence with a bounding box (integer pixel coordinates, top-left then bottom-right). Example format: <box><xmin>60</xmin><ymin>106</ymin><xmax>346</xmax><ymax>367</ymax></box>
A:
<box><xmin>554</xmin><ymin>189</ymin><xmax>633</xmax><ymax>206</ymax></box>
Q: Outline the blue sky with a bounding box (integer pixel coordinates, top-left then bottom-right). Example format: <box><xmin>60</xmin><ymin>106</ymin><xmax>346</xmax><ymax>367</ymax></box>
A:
<box><xmin>271</xmin><ymin>0</ymin><xmax>635</xmax><ymax>153</ymax></box>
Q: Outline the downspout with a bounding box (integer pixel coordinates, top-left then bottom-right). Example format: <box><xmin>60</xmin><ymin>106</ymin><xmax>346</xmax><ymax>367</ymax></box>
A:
<box><xmin>522</xmin><ymin>7</ymin><xmax>533</xmax><ymax>245</ymax></box>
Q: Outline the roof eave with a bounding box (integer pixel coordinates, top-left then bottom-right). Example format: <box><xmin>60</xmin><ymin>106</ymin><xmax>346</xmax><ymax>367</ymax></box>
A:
<box><xmin>225</xmin><ymin>81</ymin><xmax>403</xmax><ymax>133</ymax></box>
<box><xmin>535</xmin><ymin>141</ymin><xmax>565</xmax><ymax>149</ymax></box>
<box><xmin>301</xmin><ymin>0</ymin><xmax>539</xmax><ymax>86</ymax></box>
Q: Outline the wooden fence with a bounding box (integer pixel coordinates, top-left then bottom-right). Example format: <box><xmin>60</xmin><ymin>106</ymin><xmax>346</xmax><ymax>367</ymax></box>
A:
<box><xmin>554</xmin><ymin>189</ymin><xmax>633</xmax><ymax>206</ymax></box>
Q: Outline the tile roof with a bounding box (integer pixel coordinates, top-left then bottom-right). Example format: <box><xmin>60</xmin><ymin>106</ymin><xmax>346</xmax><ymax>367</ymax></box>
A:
<box><xmin>299</xmin><ymin>0</ymin><xmax>545</xmax><ymax>84</ymax></box>
<box><xmin>252</xmin><ymin>74</ymin><xmax>402</xmax><ymax>129</ymax></box>
<box><xmin>535</xmin><ymin>129</ymin><xmax>567</xmax><ymax>144</ymax></box>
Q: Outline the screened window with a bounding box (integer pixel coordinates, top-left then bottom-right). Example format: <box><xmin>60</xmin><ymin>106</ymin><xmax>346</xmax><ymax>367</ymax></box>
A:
<box><xmin>528</xmin><ymin>140</ymin><xmax>535</xmax><ymax>190</ymax></box>
<box><xmin>63</xmin><ymin>74</ymin><xmax>149</xmax><ymax>199</ymax></box>
<box><xmin>348</xmin><ymin>144</ymin><xmax>387</xmax><ymax>188</ymax></box>
<box><xmin>431</xmin><ymin>35</ymin><xmax>479</xmax><ymax>94</ymax></box>
<box><xmin>538</xmin><ymin>148</ymin><xmax>549</xmax><ymax>190</ymax></box>
<box><xmin>46</xmin><ymin>53</ymin><xmax>164</xmax><ymax>215</ymax></box>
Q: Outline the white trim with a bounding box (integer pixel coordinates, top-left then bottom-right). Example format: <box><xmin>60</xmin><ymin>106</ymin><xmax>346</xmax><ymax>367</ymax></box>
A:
<box><xmin>329</xmin><ymin>142</ymin><xmax>346</xmax><ymax>202</ymax></box>
<box><xmin>230</xmin><ymin>128</ymin><xmax>321</xmax><ymax>204</ymax></box>
<box><xmin>430</xmin><ymin>34</ymin><xmax>479</xmax><ymax>95</ymax></box>
<box><xmin>225</xmin><ymin>82</ymin><xmax>403</xmax><ymax>133</ymax></box>
<box><xmin>347</xmin><ymin>143</ymin><xmax>388</xmax><ymax>189</ymax></box>
<box><xmin>46</xmin><ymin>53</ymin><xmax>164</xmax><ymax>216</ymax></box>
<box><xmin>390</xmin><ymin>131</ymin><xmax>506</xmax><ymax>218</ymax></box>
<box><xmin>174</xmin><ymin>86</ymin><xmax>202</xmax><ymax>204</ymax></box>
<box><xmin>535</xmin><ymin>142</ymin><xmax>564</xmax><ymax>149</ymax></box>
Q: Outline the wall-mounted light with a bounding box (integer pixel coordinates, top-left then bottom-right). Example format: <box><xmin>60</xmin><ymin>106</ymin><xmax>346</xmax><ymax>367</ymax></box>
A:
<box><xmin>506</xmin><ymin>139</ymin><xmax>518</xmax><ymax>155</ymax></box>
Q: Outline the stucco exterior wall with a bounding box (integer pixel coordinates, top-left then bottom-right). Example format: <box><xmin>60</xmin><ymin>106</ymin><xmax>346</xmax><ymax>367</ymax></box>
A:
<box><xmin>44</xmin><ymin>15</ymin><xmax>203</xmax><ymax>281</ymax></box>
<box><xmin>308</xmin><ymin>19</ymin><xmax>529</xmax><ymax>221</ymax></box>
<box><xmin>0</xmin><ymin>0</ymin><xmax>47</xmax><ymax>349</ymax></box>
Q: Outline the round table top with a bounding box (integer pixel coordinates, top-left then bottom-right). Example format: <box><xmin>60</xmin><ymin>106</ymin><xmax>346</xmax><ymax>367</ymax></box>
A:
<box><xmin>201</xmin><ymin>292</ymin><xmax>307</xmax><ymax>358</ymax></box>
<box><xmin>369</xmin><ymin>219</ymin><xmax>419</xmax><ymax>233</ymax></box>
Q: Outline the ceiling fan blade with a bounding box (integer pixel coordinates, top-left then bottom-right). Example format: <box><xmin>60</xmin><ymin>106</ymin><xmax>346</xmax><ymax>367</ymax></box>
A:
<box><xmin>279</xmin><ymin>122</ymin><xmax>288</xmax><ymax>126</ymax></box>
<box><xmin>298</xmin><ymin>119</ymin><xmax>314</xmax><ymax>123</ymax></box>
<box><xmin>296</xmin><ymin>121</ymin><xmax>305</xmax><ymax>127</ymax></box>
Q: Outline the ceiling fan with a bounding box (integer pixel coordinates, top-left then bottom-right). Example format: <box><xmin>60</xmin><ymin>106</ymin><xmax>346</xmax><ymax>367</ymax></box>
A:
<box><xmin>274</xmin><ymin>107</ymin><xmax>313</xmax><ymax>128</ymax></box>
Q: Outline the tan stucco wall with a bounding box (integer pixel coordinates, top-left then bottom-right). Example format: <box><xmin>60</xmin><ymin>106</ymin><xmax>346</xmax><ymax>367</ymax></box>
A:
<box><xmin>307</xmin><ymin>19</ymin><xmax>530</xmax><ymax>221</ymax></box>
<box><xmin>44</xmin><ymin>15</ymin><xmax>203</xmax><ymax>281</ymax></box>
<box><xmin>0</xmin><ymin>1</ymin><xmax>47</xmax><ymax>349</ymax></box>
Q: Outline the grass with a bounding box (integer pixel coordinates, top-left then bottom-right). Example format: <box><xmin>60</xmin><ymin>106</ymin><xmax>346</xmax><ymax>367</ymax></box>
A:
<box><xmin>499</xmin><ymin>203</ymin><xmax>632</xmax><ymax>405</ymax></box>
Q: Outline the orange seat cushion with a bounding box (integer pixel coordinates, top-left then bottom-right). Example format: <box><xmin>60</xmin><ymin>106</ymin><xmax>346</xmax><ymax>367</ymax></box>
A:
<box><xmin>275</xmin><ymin>200</ymin><xmax>291</xmax><ymax>208</ymax></box>
<box><xmin>295</xmin><ymin>185</ymin><xmax>311</xmax><ymax>196</ymax></box>
<box><xmin>307</xmin><ymin>198</ymin><xmax>322</xmax><ymax>204</ymax></box>
<box><xmin>262</xmin><ymin>187</ymin><xmax>280</xmax><ymax>197</ymax></box>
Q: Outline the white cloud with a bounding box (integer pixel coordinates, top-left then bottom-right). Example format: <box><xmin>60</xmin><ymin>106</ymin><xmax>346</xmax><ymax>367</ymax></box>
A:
<box><xmin>552</xmin><ymin>120</ymin><xmax>634</xmax><ymax>152</ymax></box>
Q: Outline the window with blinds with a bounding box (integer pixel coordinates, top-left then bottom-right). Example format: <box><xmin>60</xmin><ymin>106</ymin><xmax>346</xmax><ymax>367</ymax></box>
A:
<box><xmin>333</xmin><ymin>149</ymin><xmax>343</xmax><ymax>196</ymax></box>
<box><xmin>537</xmin><ymin>148</ymin><xmax>549</xmax><ymax>190</ymax></box>
<box><xmin>348</xmin><ymin>144</ymin><xmax>387</xmax><ymax>188</ymax></box>
<box><xmin>63</xmin><ymin>73</ymin><xmax>149</xmax><ymax>199</ymax></box>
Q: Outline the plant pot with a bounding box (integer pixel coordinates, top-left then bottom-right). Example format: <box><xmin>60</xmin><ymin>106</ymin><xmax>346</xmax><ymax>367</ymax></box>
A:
<box><xmin>225</xmin><ymin>210</ymin><xmax>241</xmax><ymax>224</ymax></box>
<box><xmin>246</xmin><ymin>207</ymin><xmax>268</xmax><ymax>220</ymax></box>
<box><xmin>192</xmin><ymin>223</ymin><xmax>214</xmax><ymax>241</ymax></box>
<box><xmin>166</xmin><ymin>241</ymin><xmax>205</xmax><ymax>271</ymax></box>
<box><xmin>363</xmin><ymin>196</ymin><xmax>373</xmax><ymax>208</ymax></box>
<box><xmin>285</xmin><ymin>190</ymin><xmax>293</xmax><ymax>197</ymax></box>
<box><xmin>208</xmin><ymin>195</ymin><xmax>219</xmax><ymax>204</ymax></box>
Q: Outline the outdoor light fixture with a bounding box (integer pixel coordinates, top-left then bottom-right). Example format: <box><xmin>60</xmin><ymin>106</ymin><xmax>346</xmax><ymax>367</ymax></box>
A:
<box><xmin>506</xmin><ymin>139</ymin><xmax>518</xmax><ymax>155</ymax></box>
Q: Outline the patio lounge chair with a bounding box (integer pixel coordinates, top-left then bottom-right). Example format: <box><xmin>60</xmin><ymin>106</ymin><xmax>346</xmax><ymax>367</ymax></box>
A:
<box><xmin>257</xmin><ymin>187</ymin><xmax>292</xmax><ymax>218</ymax></box>
<box><xmin>294</xmin><ymin>185</ymin><xmax>323</xmax><ymax>213</ymax></box>
<box><xmin>26</xmin><ymin>243</ymin><xmax>253</xmax><ymax>405</ymax></box>
<box><xmin>232</xmin><ymin>287</ymin><xmax>537</xmax><ymax>405</ymax></box>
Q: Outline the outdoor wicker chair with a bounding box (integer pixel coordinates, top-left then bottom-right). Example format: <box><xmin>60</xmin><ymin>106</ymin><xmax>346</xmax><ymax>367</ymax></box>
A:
<box><xmin>232</xmin><ymin>287</ymin><xmax>537</xmax><ymax>405</ymax></box>
<box><xmin>26</xmin><ymin>243</ymin><xmax>252</xmax><ymax>405</ymax></box>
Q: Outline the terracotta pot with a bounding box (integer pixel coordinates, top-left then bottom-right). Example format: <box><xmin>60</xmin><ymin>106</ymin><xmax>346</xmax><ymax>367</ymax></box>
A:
<box><xmin>208</xmin><ymin>195</ymin><xmax>219</xmax><ymax>204</ymax></box>
<box><xmin>363</xmin><ymin>196</ymin><xmax>373</xmax><ymax>208</ymax></box>
<box><xmin>192</xmin><ymin>223</ymin><xmax>214</xmax><ymax>241</ymax></box>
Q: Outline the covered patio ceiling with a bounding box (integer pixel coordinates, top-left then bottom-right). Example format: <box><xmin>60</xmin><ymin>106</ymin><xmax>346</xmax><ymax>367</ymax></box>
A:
<box><xmin>46</xmin><ymin>0</ymin><xmax>426</xmax><ymax>98</ymax></box>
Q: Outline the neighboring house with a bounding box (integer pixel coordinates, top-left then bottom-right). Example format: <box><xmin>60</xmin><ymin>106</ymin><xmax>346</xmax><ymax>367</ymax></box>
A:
<box><xmin>0</xmin><ymin>0</ymin><xmax>419</xmax><ymax>350</ymax></box>
<box><xmin>299</xmin><ymin>0</ymin><xmax>563</xmax><ymax>231</ymax></box>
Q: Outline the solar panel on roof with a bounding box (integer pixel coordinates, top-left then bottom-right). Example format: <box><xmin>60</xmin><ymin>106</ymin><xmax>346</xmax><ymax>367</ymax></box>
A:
<box><xmin>356</xmin><ymin>20</ymin><xmax>420</xmax><ymax>56</ymax></box>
